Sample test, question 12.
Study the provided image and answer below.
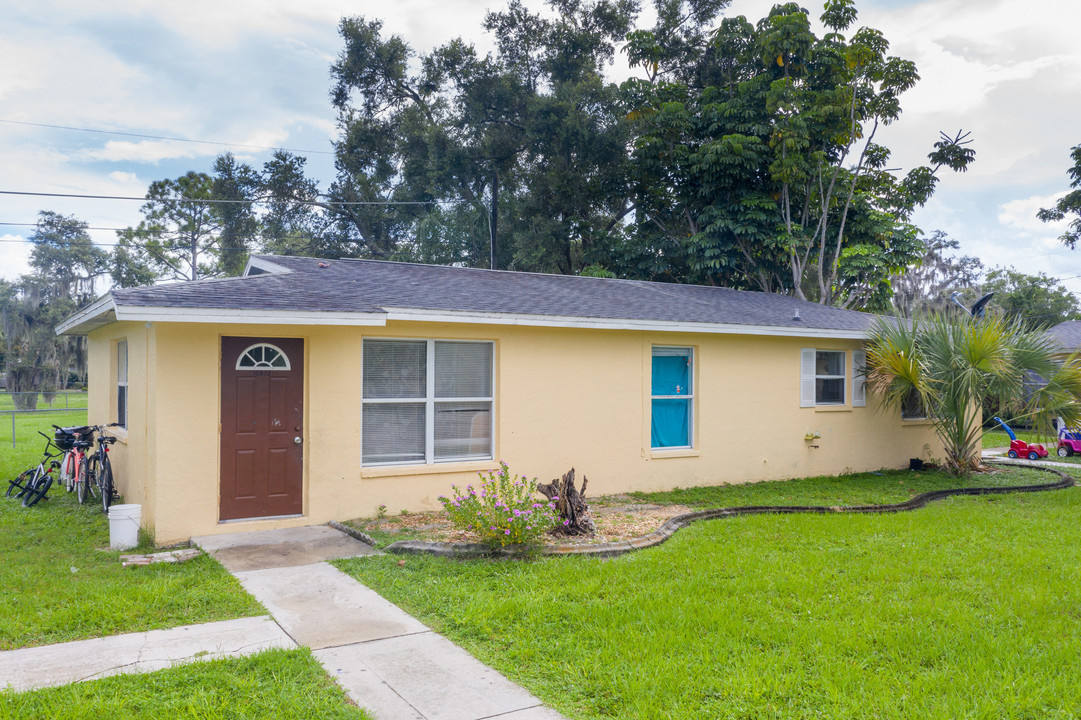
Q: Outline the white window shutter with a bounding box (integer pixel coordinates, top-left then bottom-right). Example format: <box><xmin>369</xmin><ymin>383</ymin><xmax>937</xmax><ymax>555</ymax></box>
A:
<box><xmin>800</xmin><ymin>348</ymin><xmax>816</xmax><ymax>407</ymax></box>
<box><xmin>852</xmin><ymin>349</ymin><xmax>867</xmax><ymax>408</ymax></box>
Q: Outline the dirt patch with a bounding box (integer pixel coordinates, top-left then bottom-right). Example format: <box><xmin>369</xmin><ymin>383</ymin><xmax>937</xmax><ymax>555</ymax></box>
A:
<box><xmin>348</xmin><ymin>497</ymin><xmax>696</xmax><ymax>547</ymax></box>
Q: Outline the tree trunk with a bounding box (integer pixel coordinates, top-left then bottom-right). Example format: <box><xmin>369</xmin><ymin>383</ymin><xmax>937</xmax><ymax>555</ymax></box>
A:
<box><xmin>537</xmin><ymin>468</ymin><xmax>595</xmax><ymax>536</ymax></box>
<box><xmin>489</xmin><ymin>168</ymin><xmax>499</xmax><ymax>271</ymax></box>
<box><xmin>7</xmin><ymin>367</ymin><xmax>41</xmax><ymax>410</ymax></box>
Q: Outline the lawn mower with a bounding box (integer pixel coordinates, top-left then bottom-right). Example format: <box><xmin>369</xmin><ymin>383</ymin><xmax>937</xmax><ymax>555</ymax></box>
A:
<box><xmin>991</xmin><ymin>416</ymin><xmax>1048</xmax><ymax>460</ymax></box>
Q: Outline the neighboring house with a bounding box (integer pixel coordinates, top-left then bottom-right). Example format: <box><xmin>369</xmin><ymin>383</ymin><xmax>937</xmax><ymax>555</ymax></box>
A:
<box><xmin>57</xmin><ymin>255</ymin><xmax>940</xmax><ymax>543</ymax></box>
<box><xmin>1046</xmin><ymin>320</ymin><xmax>1081</xmax><ymax>355</ymax></box>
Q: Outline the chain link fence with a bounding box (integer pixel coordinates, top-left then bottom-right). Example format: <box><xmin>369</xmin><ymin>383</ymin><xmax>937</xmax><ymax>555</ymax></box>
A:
<box><xmin>2</xmin><ymin>392</ymin><xmax>89</xmax><ymax>449</ymax></box>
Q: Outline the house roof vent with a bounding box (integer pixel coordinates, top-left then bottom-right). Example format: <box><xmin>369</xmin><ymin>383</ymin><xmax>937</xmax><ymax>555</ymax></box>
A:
<box><xmin>793</xmin><ymin>309</ymin><xmax>802</xmax><ymax>321</ymax></box>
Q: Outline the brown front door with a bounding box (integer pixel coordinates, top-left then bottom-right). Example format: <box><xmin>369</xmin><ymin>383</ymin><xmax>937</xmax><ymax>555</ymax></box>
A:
<box><xmin>220</xmin><ymin>337</ymin><xmax>304</xmax><ymax>521</ymax></box>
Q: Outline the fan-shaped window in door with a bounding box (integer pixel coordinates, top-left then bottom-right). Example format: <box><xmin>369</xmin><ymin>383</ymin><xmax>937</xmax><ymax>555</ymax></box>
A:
<box><xmin>236</xmin><ymin>343</ymin><xmax>292</xmax><ymax>370</ymax></box>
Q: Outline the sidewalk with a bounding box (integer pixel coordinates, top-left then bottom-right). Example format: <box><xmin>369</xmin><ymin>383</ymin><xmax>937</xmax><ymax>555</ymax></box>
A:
<box><xmin>0</xmin><ymin>524</ymin><xmax>568</xmax><ymax>720</ymax></box>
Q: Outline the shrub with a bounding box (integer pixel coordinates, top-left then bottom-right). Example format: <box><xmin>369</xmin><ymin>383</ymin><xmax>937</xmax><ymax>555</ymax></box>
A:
<box><xmin>438</xmin><ymin>461</ymin><xmax>562</xmax><ymax>549</ymax></box>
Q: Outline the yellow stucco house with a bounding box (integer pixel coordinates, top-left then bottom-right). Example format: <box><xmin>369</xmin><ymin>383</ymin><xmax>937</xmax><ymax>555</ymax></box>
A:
<box><xmin>58</xmin><ymin>255</ymin><xmax>940</xmax><ymax>544</ymax></box>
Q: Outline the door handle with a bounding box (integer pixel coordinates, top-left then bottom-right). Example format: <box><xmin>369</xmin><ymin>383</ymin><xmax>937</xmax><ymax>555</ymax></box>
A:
<box><xmin>294</xmin><ymin>437</ymin><xmax>302</xmax><ymax>445</ymax></box>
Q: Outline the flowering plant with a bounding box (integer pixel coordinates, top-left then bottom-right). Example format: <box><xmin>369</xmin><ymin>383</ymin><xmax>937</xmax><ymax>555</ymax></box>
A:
<box><xmin>438</xmin><ymin>461</ymin><xmax>561</xmax><ymax>549</ymax></box>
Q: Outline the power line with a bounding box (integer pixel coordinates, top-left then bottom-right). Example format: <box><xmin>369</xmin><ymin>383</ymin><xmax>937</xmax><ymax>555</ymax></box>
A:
<box><xmin>0</xmin><ymin>190</ymin><xmax>437</xmax><ymax>206</ymax></box>
<box><xmin>0</xmin><ymin>221</ymin><xmax>126</xmax><ymax>232</ymax></box>
<box><xmin>0</xmin><ymin>118</ymin><xmax>335</xmax><ymax>156</ymax></box>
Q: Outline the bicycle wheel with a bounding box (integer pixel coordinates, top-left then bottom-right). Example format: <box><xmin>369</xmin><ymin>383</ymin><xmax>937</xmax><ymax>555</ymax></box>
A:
<box><xmin>85</xmin><ymin>455</ymin><xmax>100</xmax><ymax>504</ymax></box>
<box><xmin>76</xmin><ymin>455</ymin><xmax>90</xmax><ymax>504</ymax></box>
<box><xmin>22</xmin><ymin>470</ymin><xmax>52</xmax><ymax>507</ymax></box>
<box><xmin>7</xmin><ymin>469</ymin><xmax>34</xmax><ymax>499</ymax></box>
<box><xmin>100</xmin><ymin>457</ymin><xmax>114</xmax><ymax>514</ymax></box>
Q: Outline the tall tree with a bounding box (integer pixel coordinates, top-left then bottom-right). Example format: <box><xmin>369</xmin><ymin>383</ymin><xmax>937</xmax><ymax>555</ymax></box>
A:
<box><xmin>329</xmin><ymin>0</ymin><xmax>640</xmax><ymax>272</ymax></box>
<box><xmin>0</xmin><ymin>212</ymin><xmax>106</xmax><ymax>408</ymax></box>
<box><xmin>1038</xmin><ymin>144</ymin><xmax>1081</xmax><ymax>249</ymax></box>
<box><xmin>623</xmin><ymin>0</ymin><xmax>974</xmax><ymax>307</ymax></box>
<box><xmin>892</xmin><ymin>230</ymin><xmax>982</xmax><ymax>317</ymax></box>
<box><xmin>123</xmin><ymin>171</ymin><xmax>224</xmax><ymax>281</ymax></box>
<box><xmin>211</xmin><ymin>153</ymin><xmax>261</xmax><ymax>276</ymax></box>
<box><xmin>978</xmin><ymin>267</ymin><xmax>1081</xmax><ymax>330</ymax></box>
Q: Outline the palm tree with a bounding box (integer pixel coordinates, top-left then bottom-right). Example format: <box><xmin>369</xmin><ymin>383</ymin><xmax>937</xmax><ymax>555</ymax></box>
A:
<box><xmin>866</xmin><ymin>312</ymin><xmax>1081</xmax><ymax>474</ymax></box>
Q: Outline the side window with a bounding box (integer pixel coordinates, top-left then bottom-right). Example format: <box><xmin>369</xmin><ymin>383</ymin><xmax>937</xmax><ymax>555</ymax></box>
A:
<box><xmin>651</xmin><ymin>347</ymin><xmax>693</xmax><ymax>449</ymax></box>
<box><xmin>800</xmin><ymin>348</ymin><xmax>851</xmax><ymax>408</ymax></box>
<box><xmin>901</xmin><ymin>388</ymin><xmax>926</xmax><ymax>419</ymax></box>
<box><xmin>117</xmin><ymin>340</ymin><xmax>128</xmax><ymax>428</ymax></box>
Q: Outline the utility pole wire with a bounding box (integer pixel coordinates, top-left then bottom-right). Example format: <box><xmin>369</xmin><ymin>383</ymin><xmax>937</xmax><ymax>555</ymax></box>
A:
<box><xmin>0</xmin><ymin>190</ymin><xmax>437</xmax><ymax>206</ymax></box>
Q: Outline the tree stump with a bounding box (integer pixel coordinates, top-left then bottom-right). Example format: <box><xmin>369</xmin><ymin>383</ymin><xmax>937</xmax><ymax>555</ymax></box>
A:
<box><xmin>537</xmin><ymin>468</ymin><xmax>596</xmax><ymax>537</ymax></box>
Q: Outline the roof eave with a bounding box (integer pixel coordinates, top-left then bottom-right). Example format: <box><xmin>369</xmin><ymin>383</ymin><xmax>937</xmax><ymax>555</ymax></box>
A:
<box><xmin>112</xmin><ymin>305</ymin><xmax>388</xmax><ymax>327</ymax></box>
<box><xmin>55</xmin><ymin>295</ymin><xmax>118</xmax><ymax>336</ymax></box>
<box><xmin>381</xmin><ymin>307</ymin><xmax>869</xmax><ymax>339</ymax></box>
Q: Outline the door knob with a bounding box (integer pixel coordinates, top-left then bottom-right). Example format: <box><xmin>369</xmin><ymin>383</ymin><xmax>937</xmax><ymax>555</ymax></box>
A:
<box><xmin>294</xmin><ymin>437</ymin><xmax>302</xmax><ymax>445</ymax></box>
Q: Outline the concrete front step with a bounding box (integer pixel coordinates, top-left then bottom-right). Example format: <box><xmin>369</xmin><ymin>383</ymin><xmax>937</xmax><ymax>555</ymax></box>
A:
<box><xmin>192</xmin><ymin>524</ymin><xmax>380</xmax><ymax>572</ymax></box>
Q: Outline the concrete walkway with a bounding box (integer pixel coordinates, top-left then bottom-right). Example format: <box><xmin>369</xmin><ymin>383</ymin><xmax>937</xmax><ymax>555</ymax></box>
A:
<box><xmin>0</xmin><ymin>616</ymin><xmax>294</xmax><ymax>692</ymax></box>
<box><xmin>193</xmin><ymin>525</ymin><xmax>566</xmax><ymax>720</ymax></box>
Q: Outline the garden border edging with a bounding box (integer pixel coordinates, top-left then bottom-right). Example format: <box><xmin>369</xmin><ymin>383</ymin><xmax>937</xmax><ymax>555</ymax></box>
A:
<box><xmin>383</xmin><ymin>463</ymin><xmax>1075</xmax><ymax>560</ymax></box>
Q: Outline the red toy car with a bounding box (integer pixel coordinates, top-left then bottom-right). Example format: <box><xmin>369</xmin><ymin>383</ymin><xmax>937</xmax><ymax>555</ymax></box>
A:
<box><xmin>993</xmin><ymin>417</ymin><xmax>1048</xmax><ymax>460</ymax></box>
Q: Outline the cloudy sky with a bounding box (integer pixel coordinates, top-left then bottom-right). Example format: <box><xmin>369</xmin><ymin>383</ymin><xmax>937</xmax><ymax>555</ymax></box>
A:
<box><xmin>2</xmin><ymin>0</ymin><xmax>1079</xmax><ymax>295</ymax></box>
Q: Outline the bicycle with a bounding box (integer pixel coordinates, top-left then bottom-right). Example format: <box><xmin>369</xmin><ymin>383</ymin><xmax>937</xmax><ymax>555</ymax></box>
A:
<box><xmin>6</xmin><ymin>432</ymin><xmax>64</xmax><ymax>507</ymax></box>
<box><xmin>54</xmin><ymin>425</ymin><xmax>94</xmax><ymax>503</ymax></box>
<box><xmin>85</xmin><ymin>423</ymin><xmax>121</xmax><ymax>513</ymax></box>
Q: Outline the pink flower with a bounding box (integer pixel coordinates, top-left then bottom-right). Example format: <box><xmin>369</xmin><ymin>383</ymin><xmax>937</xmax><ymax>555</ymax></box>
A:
<box><xmin>505</xmin><ymin>529</ymin><xmax>511</xmax><ymax>535</ymax></box>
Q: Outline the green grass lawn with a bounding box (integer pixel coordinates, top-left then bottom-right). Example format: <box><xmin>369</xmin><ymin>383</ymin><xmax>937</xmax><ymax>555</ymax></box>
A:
<box><xmin>0</xmin><ymin>390</ymin><xmax>87</xmax><ymax>411</ymax></box>
<box><xmin>336</xmin><ymin>466</ymin><xmax>1081</xmax><ymax>720</ymax></box>
<box><xmin>0</xmin><ymin>406</ymin><xmax>92</xmax><ymax>452</ymax></box>
<box><xmin>0</xmin><ymin>411</ymin><xmax>263</xmax><ymax>650</ymax></box>
<box><xmin>0</xmin><ymin>648</ymin><xmax>372</xmax><ymax>719</ymax></box>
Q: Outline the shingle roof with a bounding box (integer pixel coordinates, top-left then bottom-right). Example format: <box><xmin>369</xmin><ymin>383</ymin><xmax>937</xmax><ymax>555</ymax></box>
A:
<box><xmin>65</xmin><ymin>255</ymin><xmax>881</xmax><ymax>336</ymax></box>
<box><xmin>1047</xmin><ymin>320</ymin><xmax>1081</xmax><ymax>351</ymax></box>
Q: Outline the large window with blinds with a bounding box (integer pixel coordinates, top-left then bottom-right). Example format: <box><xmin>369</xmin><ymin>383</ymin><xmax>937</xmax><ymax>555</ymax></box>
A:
<box><xmin>362</xmin><ymin>339</ymin><xmax>494</xmax><ymax>466</ymax></box>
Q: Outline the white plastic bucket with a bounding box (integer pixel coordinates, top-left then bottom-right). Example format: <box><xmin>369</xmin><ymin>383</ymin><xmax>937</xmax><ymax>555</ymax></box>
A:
<box><xmin>108</xmin><ymin>504</ymin><xmax>141</xmax><ymax>550</ymax></box>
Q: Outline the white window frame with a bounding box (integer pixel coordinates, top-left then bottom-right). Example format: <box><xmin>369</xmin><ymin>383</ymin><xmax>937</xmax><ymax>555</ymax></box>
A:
<box><xmin>235</xmin><ymin>342</ymin><xmax>292</xmax><ymax>370</ymax></box>
<box><xmin>651</xmin><ymin>346</ymin><xmax>694</xmax><ymax>450</ymax></box>
<box><xmin>117</xmin><ymin>339</ymin><xmax>128</xmax><ymax>428</ymax></box>
<box><xmin>361</xmin><ymin>338</ymin><xmax>495</xmax><ymax>466</ymax></box>
<box><xmin>815</xmin><ymin>350</ymin><xmax>846</xmax><ymax>406</ymax></box>
<box><xmin>801</xmin><ymin>348</ymin><xmax>863</xmax><ymax>408</ymax></box>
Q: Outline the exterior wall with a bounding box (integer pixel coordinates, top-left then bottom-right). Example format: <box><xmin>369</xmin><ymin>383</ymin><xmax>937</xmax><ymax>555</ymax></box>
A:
<box><xmin>86</xmin><ymin>321</ymin><xmax>152</xmax><ymax>524</ymax></box>
<box><xmin>90</xmin><ymin>320</ymin><xmax>943</xmax><ymax>544</ymax></box>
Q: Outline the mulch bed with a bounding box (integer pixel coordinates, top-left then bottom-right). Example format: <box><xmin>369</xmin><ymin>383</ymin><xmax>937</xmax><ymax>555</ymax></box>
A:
<box><xmin>351</xmin><ymin>495</ymin><xmax>695</xmax><ymax>546</ymax></box>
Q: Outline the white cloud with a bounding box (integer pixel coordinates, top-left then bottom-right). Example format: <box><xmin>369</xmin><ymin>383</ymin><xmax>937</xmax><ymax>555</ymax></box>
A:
<box><xmin>999</xmin><ymin>192</ymin><xmax>1068</xmax><ymax>233</ymax></box>
<box><xmin>0</xmin><ymin>235</ymin><xmax>32</xmax><ymax>281</ymax></box>
<box><xmin>108</xmin><ymin>171</ymin><xmax>140</xmax><ymax>184</ymax></box>
<box><xmin>82</xmin><ymin>140</ymin><xmax>204</xmax><ymax>164</ymax></box>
